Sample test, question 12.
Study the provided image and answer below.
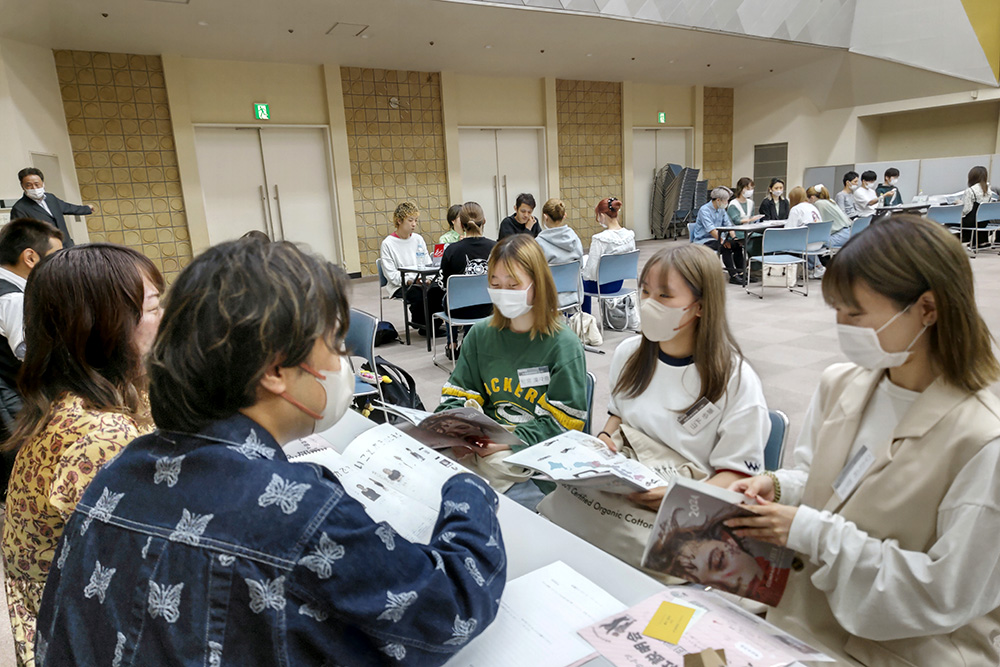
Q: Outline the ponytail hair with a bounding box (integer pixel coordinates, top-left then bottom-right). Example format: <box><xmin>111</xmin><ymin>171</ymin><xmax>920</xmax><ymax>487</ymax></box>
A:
<box><xmin>458</xmin><ymin>201</ymin><xmax>486</xmax><ymax>235</ymax></box>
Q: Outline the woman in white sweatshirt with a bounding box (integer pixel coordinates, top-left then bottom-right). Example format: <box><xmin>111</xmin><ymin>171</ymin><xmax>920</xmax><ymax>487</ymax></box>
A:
<box><xmin>582</xmin><ymin>197</ymin><xmax>635</xmax><ymax>314</ymax></box>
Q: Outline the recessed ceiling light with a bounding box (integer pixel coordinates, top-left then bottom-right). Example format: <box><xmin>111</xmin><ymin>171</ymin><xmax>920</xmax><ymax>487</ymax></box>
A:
<box><xmin>485</xmin><ymin>44</ymin><xmax>492</xmax><ymax>49</ymax></box>
<box><xmin>586</xmin><ymin>53</ymin><xmax>592</xmax><ymax>57</ymax></box>
<box><xmin>360</xmin><ymin>34</ymin><xmax>369</xmax><ymax>39</ymax></box>
<box><xmin>738</xmin><ymin>65</ymin><xmax>743</xmax><ymax>69</ymax></box>
<box><xmin>198</xmin><ymin>20</ymin><xmax>208</xmax><ymax>26</ymax></box>
<box><xmin>668</xmin><ymin>59</ymin><xmax>676</xmax><ymax>64</ymax></box>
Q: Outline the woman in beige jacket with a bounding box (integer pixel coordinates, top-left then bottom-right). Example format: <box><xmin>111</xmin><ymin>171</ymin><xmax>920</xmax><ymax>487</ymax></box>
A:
<box><xmin>729</xmin><ymin>215</ymin><xmax>1000</xmax><ymax>666</ymax></box>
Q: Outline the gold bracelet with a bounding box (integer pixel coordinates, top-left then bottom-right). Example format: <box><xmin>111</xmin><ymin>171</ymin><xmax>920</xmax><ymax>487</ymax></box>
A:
<box><xmin>763</xmin><ymin>471</ymin><xmax>782</xmax><ymax>503</ymax></box>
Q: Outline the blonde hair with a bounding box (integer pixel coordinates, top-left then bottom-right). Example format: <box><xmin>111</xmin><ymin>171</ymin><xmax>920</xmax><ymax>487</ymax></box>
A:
<box><xmin>788</xmin><ymin>186</ymin><xmax>808</xmax><ymax>208</ymax></box>
<box><xmin>614</xmin><ymin>244</ymin><xmax>743</xmax><ymax>408</ymax></box>
<box><xmin>487</xmin><ymin>235</ymin><xmax>561</xmax><ymax>339</ymax></box>
<box><xmin>542</xmin><ymin>198</ymin><xmax>566</xmax><ymax>225</ymax></box>
<box><xmin>806</xmin><ymin>185</ymin><xmax>831</xmax><ymax>200</ymax></box>
<box><xmin>393</xmin><ymin>201</ymin><xmax>419</xmax><ymax>225</ymax></box>
<box><xmin>823</xmin><ymin>214</ymin><xmax>999</xmax><ymax>392</ymax></box>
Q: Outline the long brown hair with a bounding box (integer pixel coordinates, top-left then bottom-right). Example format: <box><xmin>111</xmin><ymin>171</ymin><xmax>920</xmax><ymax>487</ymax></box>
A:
<box><xmin>4</xmin><ymin>244</ymin><xmax>163</xmax><ymax>451</ymax></box>
<box><xmin>488</xmin><ymin>234</ymin><xmax>561</xmax><ymax>339</ymax></box>
<box><xmin>614</xmin><ymin>244</ymin><xmax>742</xmax><ymax>408</ymax></box>
<box><xmin>968</xmin><ymin>165</ymin><xmax>988</xmax><ymax>192</ymax></box>
<box><xmin>823</xmin><ymin>214</ymin><xmax>999</xmax><ymax>392</ymax></box>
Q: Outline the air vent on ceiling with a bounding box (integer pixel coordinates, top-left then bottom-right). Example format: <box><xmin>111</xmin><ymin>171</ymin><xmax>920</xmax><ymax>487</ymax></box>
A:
<box><xmin>326</xmin><ymin>22</ymin><xmax>369</xmax><ymax>37</ymax></box>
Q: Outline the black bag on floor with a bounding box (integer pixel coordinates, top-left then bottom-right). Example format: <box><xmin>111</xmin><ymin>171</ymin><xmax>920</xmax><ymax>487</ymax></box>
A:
<box><xmin>374</xmin><ymin>321</ymin><xmax>399</xmax><ymax>347</ymax></box>
<box><xmin>355</xmin><ymin>356</ymin><xmax>425</xmax><ymax>424</ymax></box>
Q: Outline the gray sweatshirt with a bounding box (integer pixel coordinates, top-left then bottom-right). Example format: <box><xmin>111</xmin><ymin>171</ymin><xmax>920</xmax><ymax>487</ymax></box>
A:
<box><xmin>536</xmin><ymin>225</ymin><xmax>584</xmax><ymax>308</ymax></box>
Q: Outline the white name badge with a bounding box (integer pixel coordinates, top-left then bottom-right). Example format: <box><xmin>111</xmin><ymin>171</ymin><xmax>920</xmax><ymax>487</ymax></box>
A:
<box><xmin>833</xmin><ymin>445</ymin><xmax>876</xmax><ymax>500</ymax></box>
<box><xmin>677</xmin><ymin>397</ymin><xmax>720</xmax><ymax>435</ymax></box>
<box><xmin>517</xmin><ymin>366</ymin><xmax>550</xmax><ymax>388</ymax></box>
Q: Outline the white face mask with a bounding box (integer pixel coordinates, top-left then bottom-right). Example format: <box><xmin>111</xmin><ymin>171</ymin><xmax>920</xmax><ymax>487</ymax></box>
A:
<box><xmin>282</xmin><ymin>358</ymin><xmax>355</xmax><ymax>435</ymax></box>
<box><xmin>849</xmin><ymin>183</ymin><xmax>859</xmax><ymax>192</ymax></box>
<box><xmin>889</xmin><ymin>178</ymin><xmax>899</xmax><ymax>186</ymax></box>
<box><xmin>836</xmin><ymin>306</ymin><xmax>927</xmax><ymax>370</ymax></box>
<box><xmin>772</xmin><ymin>190</ymin><xmax>783</xmax><ymax>199</ymax></box>
<box><xmin>640</xmin><ymin>298</ymin><xmax>694</xmax><ymax>343</ymax></box>
<box><xmin>743</xmin><ymin>190</ymin><xmax>754</xmax><ymax>199</ymax></box>
<box><xmin>26</xmin><ymin>187</ymin><xmax>44</xmax><ymax>201</ymax></box>
<box><xmin>488</xmin><ymin>283</ymin><xmax>533</xmax><ymax>319</ymax></box>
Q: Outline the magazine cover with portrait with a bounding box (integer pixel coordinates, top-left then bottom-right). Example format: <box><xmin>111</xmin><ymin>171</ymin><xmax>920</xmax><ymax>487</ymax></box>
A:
<box><xmin>641</xmin><ymin>477</ymin><xmax>794</xmax><ymax>606</ymax></box>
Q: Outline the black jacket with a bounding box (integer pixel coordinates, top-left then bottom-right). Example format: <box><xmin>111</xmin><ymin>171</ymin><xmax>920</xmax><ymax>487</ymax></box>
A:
<box><xmin>10</xmin><ymin>193</ymin><xmax>91</xmax><ymax>247</ymax></box>
<box><xmin>758</xmin><ymin>197</ymin><xmax>789</xmax><ymax>221</ymax></box>
<box><xmin>498</xmin><ymin>215</ymin><xmax>540</xmax><ymax>240</ymax></box>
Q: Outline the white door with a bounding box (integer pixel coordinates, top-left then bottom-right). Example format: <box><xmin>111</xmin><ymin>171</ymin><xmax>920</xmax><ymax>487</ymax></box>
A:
<box><xmin>631</xmin><ymin>128</ymin><xmax>694</xmax><ymax>241</ymax></box>
<box><xmin>458</xmin><ymin>129</ymin><xmax>502</xmax><ymax>237</ymax></box>
<box><xmin>193</xmin><ymin>127</ymin><xmax>272</xmax><ymax>244</ymax></box>
<box><xmin>496</xmin><ymin>128</ymin><xmax>546</xmax><ymax>224</ymax></box>
<box><xmin>259</xmin><ymin>127</ymin><xmax>341</xmax><ymax>263</ymax></box>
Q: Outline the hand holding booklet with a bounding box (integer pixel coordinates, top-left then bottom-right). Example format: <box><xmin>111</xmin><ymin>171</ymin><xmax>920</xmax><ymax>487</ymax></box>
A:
<box><xmin>505</xmin><ymin>430</ymin><xmax>666</xmax><ymax>494</ymax></box>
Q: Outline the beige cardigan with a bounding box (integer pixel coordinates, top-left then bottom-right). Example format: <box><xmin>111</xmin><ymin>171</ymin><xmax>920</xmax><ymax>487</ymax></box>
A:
<box><xmin>769</xmin><ymin>363</ymin><xmax>1000</xmax><ymax>666</ymax></box>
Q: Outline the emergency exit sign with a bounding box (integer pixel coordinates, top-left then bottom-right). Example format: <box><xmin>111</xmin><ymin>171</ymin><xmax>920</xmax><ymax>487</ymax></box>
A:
<box><xmin>658</xmin><ymin>111</ymin><xmax>666</xmax><ymax>124</ymax></box>
<box><xmin>254</xmin><ymin>103</ymin><xmax>270</xmax><ymax>120</ymax></box>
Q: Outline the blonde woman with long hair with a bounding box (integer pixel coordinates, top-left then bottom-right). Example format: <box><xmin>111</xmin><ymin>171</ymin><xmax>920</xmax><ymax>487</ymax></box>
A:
<box><xmin>436</xmin><ymin>234</ymin><xmax>588</xmax><ymax>509</ymax></box>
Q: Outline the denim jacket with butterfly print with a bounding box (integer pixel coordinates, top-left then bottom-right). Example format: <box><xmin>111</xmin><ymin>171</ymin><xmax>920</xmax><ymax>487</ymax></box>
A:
<box><xmin>35</xmin><ymin>413</ymin><xmax>506</xmax><ymax>666</ymax></box>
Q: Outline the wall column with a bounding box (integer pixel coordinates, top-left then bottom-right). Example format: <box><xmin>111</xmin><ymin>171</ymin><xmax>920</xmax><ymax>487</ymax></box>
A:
<box><xmin>322</xmin><ymin>64</ymin><xmax>361</xmax><ymax>274</ymax></box>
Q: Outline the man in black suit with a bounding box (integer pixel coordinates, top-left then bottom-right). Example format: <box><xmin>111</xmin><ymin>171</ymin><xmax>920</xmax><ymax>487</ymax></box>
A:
<box><xmin>9</xmin><ymin>167</ymin><xmax>94</xmax><ymax>247</ymax></box>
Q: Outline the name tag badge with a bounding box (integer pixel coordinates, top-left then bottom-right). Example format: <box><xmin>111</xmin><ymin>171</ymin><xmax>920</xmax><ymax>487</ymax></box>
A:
<box><xmin>677</xmin><ymin>397</ymin><xmax>720</xmax><ymax>436</ymax></box>
<box><xmin>832</xmin><ymin>446</ymin><xmax>876</xmax><ymax>500</ymax></box>
<box><xmin>517</xmin><ymin>366</ymin><xmax>550</xmax><ymax>388</ymax></box>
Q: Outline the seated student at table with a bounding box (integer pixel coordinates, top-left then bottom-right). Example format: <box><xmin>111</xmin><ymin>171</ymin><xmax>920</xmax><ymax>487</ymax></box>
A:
<box><xmin>807</xmin><ymin>184</ymin><xmax>853</xmax><ymax>249</ymax></box>
<box><xmin>875</xmin><ymin>167</ymin><xmax>902</xmax><ymax>207</ymax></box>
<box><xmin>2</xmin><ymin>244</ymin><xmax>162</xmax><ymax>667</ymax></box>
<box><xmin>441</xmin><ymin>204</ymin><xmax>462</xmax><ymax>244</ymax></box>
<box><xmin>961</xmin><ymin>165</ymin><xmax>994</xmax><ymax>247</ymax></box>
<box><xmin>380</xmin><ymin>201</ymin><xmax>443</xmax><ymax>331</ymax></box>
<box><xmin>582</xmin><ymin>197</ymin><xmax>636</xmax><ymax>312</ymax></box>
<box><xmin>727</xmin><ymin>178</ymin><xmax>765</xmax><ymax>258</ymax></box>
<box><xmin>728</xmin><ymin>215</ymin><xmax>1000</xmax><ymax>666</ymax></box>
<box><xmin>439</xmin><ymin>202</ymin><xmax>496</xmax><ymax>359</ymax></box>
<box><xmin>36</xmin><ymin>239</ymin><xmax>506</xmax><ymax>667</ymax></box>
<box><xmin>691</xmin><ymin>187</ymin><xmax>746</xmax><ymax>285</ymax></box>
<box><xmin>551</xmin><ymin>244</ymin><xmax>766</xmax><ymax>570</ymax></box>
<box><xmin>438</xmin><ymin>234</ymin><xmax>587</xmax><ymax>510</ymax></box>
<box><xmin>786</xmin><ymin>186</ymin><xmax>824</xmax><ymax>278</ymax></box>
<box><xmin>535</xmin><ymin>198</ymin><xmax>583</xmax><ymax>309</ymax></box>
<box><xmin>758</xmin><ymin>178</ymin><xmax>789</xmax><ymax>221</ymax></box>
<box><xmin>498</xmin><ymin>193</ymin><xmax>540</xmax><ymax>240</ymax></box>
<box><xmin>836</xmin><ymin>172</ymin><xmax>860</xmax><ymax>219</ymax></box>
<box><xmin>853</xmin><ymin>170</ymin><xmax>882</xmax><ymax>218</ymax></box>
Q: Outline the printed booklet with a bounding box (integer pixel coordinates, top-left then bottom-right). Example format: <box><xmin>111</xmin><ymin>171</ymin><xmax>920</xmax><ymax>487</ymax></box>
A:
<box><xmin>504</xmin><ymin>430</ymin><xmax>666</xmax><ymax>495</ymax></box>
<box><xmin>375</xmin><ymin>402</ymin><xmax>525</xmax><ymax>452</ymax></box>
<box><xmin>640</xmin><ymin>477</ymin><xmax>795</xmax><ymax>606</ymax></box>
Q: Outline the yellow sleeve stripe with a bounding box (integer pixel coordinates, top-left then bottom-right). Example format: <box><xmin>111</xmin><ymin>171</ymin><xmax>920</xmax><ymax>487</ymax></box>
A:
<box><xmin>536</xmin><ymin>395</ymin><xmax>585</xmax><ymax>431</ymax></box>
<box><xmin>441</xmin><ymin>383</ymin><xmax>485</xmax><ymax>406</ymax></box>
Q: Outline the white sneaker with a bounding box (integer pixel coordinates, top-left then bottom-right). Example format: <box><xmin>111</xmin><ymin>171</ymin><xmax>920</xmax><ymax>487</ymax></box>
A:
<box><xmin>810</xmin><ymin>265</ymin><xmax>826</xmax><ymax>279</ymax></box>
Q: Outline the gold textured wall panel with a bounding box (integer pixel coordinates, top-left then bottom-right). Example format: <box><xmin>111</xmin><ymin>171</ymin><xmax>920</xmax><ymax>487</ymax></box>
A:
<box><xmin>556</xmin><ymin>80</ymin><xmax>624</xmax><ymax>248</ymax></box>
<box><xmin>703</xmin><ymin>87</ymin><xmax>734</xmax><ymax>190</ymax></box>
<box><xmin>341</xmin><ymin>68</ymin><xmax>449</xmax><ymax>275</ymax></box>
<box><xmin>54</xmin><ymin>50</ymin><xmax>191</xmax><ymax>281</ymax></box>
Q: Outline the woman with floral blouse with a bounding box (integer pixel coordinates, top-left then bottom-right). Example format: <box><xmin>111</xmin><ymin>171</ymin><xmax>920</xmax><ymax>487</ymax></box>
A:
<box><xmin>1</xmin><ymin>244</ymin><xmax>163</xmax><ymax>667</ymax></box>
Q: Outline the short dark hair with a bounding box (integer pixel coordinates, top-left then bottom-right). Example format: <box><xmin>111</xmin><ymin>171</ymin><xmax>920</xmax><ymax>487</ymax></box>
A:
<box><xmin>843</xmin><ymin>171</ymin><xmax>859</xmax><ymax>185</ymax></box>
<box><xmin>149</xmin><ymin>240</ymin><xmax>350</xmax><ymax>433</ymax></box>
<box><xmin>861</xmin><ymin>170</ymin><xmax>877</xmax><ymax>183</ymax></box>
<box><xmin>446</xmin><ymin>204</ymin><xmax>462</xmax><ymax>224</ymax></box>
<box><xmin>514</xmin><ymin>193</ymin><xmax>536</xmax><ymax>210</ymax></box>
<box><xmin>17</xmin><ymin>167</ymin><xmax>43</xmax><ymax>184</ymax></box>
<box><xmin>884</xmin><ymin>167</ymin><xmax>900</xmax><ymax>179</ymax></box>
<box><xmin>240</xmin><ymin>230</ymin><xmax>270</xmax><ymax>243</ymax></box>
<box><xmin>0</xmin><ymin>219</ymin><xmax>63</xmax><ymax>266</ymax></box>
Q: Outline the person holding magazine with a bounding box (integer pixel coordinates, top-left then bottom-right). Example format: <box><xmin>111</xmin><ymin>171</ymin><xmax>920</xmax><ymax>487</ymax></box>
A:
<box><xmin>538</xmin><ymin>244</ymin><xmax>768</xmax><ymax>572</ymax></box>
<box><xmin>728</xmin><ymin>215</ymin><xmax>1000</xmax><ymax>666</ymax></box>
<box><xmin>437</xmin><ymin>234</ymin><xmax>588</xmax><ymax>511</ymax></box>
<box><xmin>35</xmin><ymin>239</ymin><xmax>505</xmax><ymax>667</ymax></box>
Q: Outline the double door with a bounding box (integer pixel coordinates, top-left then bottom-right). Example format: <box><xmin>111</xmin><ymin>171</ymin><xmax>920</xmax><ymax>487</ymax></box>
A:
<box><xmin>459</xmin><ymin>128</ymin><xmax>546</xmax><ymax>238</ymax></box>
<box><xmin>632</xmin><ymin>128</ymin><xmax>694</xmax><ymax>241</ymax></box>
<box><xmin>193</xmin><ymin>126</ymin><xmax>341</xmax><ymax>263</ymax></box>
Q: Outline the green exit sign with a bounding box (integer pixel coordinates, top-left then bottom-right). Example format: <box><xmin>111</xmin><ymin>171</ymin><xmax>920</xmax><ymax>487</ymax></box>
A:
<box><xmin>658</xmin><ymin>111</ymin><xmax>666</xmax><ymax>124</ymax></box>
<box><xmin>254</xmin><ymin>103</ymin><xmax>270</xmax><ymax>120</ymax></box>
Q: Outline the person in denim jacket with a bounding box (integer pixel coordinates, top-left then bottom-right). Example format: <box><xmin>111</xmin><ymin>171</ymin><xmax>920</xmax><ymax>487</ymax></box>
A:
<box><xmin>35</xmin><ymin>239</ymin><xmax>506</xmax><ymax>666</ymax></box>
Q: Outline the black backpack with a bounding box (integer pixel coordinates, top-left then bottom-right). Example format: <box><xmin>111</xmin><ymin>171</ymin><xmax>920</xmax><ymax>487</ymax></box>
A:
<box><xmin>374</xmin><ymin>321</ymin><xmax>399</xmax><ymax>347</ymax></box>
<box><xmin>354</xmin><ymin>356</ymin><xmax>425</xmax><ymax>424</ymax></box>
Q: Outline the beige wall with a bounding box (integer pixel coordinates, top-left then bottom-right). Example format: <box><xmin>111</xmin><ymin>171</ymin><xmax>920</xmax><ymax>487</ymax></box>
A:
<box><xmin>629</xmin><ymin>82</ymin><xmax>696</xmax><ymax>128</ymax></box>
<box><xmin>874</xmin><ymin>102</ymin><xmax>1000</xmax><ymax>161</ymax></box>
<box><xmin>450</xmin><ymin>73</ymin><xmax>545</xmax><ymax>127</ymax></box>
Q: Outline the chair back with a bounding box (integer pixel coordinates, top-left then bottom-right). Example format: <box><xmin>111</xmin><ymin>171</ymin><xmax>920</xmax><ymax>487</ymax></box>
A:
<box><xmin>850</xmin><ymin>215</ymin><xmax>872</xmax><ymax>237</ymax></box>
<box><xmin>595</xmin><ymin>250</ymin><xmax>640</xmax><ymax>290</ymax></box>
<box><xmin>765</xmin><ymin>409</ymin><xmax>788</xmax><ymax>471</ymax></box>
<box><xmin>761</xmin><ymin>226</ymin><xmax>808</xmax><ymax>255</ymax></box>
<box><xmin>375</xmin><ymin>259</ymin><xmax>388</xmax><ymax>288</ymax></box>
<box><xmin>804</xmin><ymin>220</ymin><xmax>833</xmax><ymax>251</ymax></box>
<box><xmin>926</xmin><ymin>205</ymin><xmax>962</xmax><ymax>225</ymax></box>
<box><xmin>345</xmin><ymin>308</ymin><xmax>379</xmax><ymax>369</ymax></box>
<box><xmin>584</xmin><ymin>371</ymin><xmax>596</xmax><ymax>434</ymax></box>
<box><xmin>976</xmin><ymin>201</ymin><xmax>1000</xmax><ymax>224</ymax></box>
<box><xmin>687</xmin><ymin>222</ymin><xmax>696</xmax><ymax>239</ymax></box>
<box><xmin>445</xmin><ymin>273</ymin><xmax>491</xmax><ymax>313</ymax></box>
<box><xmin>549</xmin><ymin>260</ymin><xmax>582</xmax><ymax>294</ymax></box>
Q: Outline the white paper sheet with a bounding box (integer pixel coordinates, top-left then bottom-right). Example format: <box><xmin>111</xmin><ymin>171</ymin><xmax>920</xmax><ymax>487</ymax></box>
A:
<box><xmin>444</xmin><ymin>561</ymin><xmax>626</xmax><ymax>667</ymax></box>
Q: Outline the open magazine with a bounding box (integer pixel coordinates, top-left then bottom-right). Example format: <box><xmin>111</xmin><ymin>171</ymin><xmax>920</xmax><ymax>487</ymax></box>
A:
<box><xmin>376</xmin><ymin>402</ymin><xmax>525</xmax><ymax>451</ymax></box>
<box><xmin>504</xmin><ymin>430</ymin><xmax>666</xmax><ymax>494</ymax></box>
<box><xmin>640</xmin><ymin>477</ymin><xmax>794</xmax><ymax>607</ymax></box>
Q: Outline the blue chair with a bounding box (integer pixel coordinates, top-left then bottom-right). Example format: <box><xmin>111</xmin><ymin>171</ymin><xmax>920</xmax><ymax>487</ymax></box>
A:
<box><xmin>549</xmin><ymin>260</ymin><xmax>583</xmax><ymax>317</ymax></box>
<box><xmin>584</xmin><ymin>371</ymin><xmax>596</xmax><ymax>434</ymax></box>
<box><xmin>747</xmin><ymin>226</ymin><xmax>809</xmax><ymax>299</ymax></box>
<box><xmin>849</xmin><ymin>215</ymin><xmax>872</xmax><ymax>238</ymax></box>
<box><xmin>375</xmin><ymin>258</ymin><xmax>402</xmax><ymax>323</ymax></box>
<box><xmin>431</xmin><ymin>273</ymin><xmax>492</xmax><ymax>371</ymax></box>
<box><xmin>582</xmin><ymin>249</ymin><xmax>640</xmax><ymax>334</ymax></box>
<box><xmin>344</xmin><ymin>308</ymin><xmax>383</xmax><ymax>403</ymax></box>
<box><xmin>765</xmin><ymin>410</ymin><xmax>788</xmax><ymax>471</ymax></box>
<box><xmin>802</xmin><ymin>220</ymin><xmax>833</xmax><ymax>272</ymax></box>
<box><xmin>926</xmin><ymin>205</ymin><xmax>962</xmax><ymax>226</ymax></box>
<box><xmin>972</xmin><ymin>201</ymin><xmax>1000</xmax><ymax>255</ymax></box>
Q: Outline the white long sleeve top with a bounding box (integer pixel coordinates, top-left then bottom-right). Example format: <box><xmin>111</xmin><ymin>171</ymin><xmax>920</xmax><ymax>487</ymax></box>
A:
<box><xmin>379</xmin><ymin>233</ymin><xmax>430</xmax><ymax>296</ymax></box>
